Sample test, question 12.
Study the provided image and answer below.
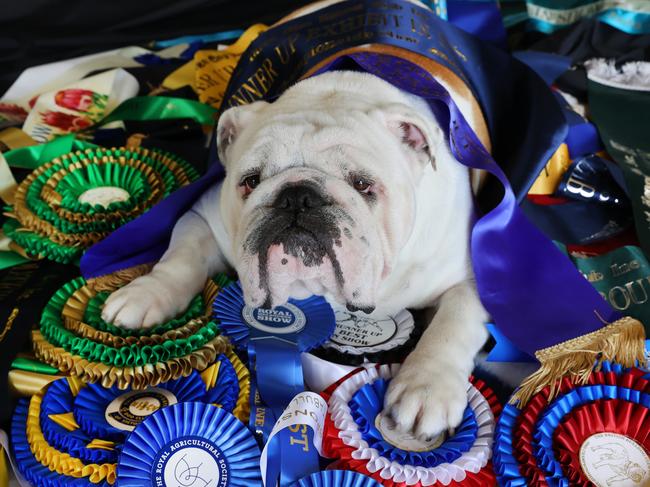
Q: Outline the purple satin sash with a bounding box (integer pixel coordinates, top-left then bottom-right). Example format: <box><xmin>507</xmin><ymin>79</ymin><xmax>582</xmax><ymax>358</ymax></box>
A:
<box><xmin>318</xmin><ymin>53</ymin><xmax>619</xmax><ymax>357</ymax></box>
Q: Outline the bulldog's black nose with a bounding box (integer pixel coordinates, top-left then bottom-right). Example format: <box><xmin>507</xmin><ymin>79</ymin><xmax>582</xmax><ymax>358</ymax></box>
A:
<box><xmin>273</xmin><ymin>185</ymin><xmax>327</xmax><ymax>211</ymax></box>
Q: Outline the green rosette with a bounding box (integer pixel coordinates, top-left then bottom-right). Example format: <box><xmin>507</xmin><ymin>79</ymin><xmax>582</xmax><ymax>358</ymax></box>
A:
<box><xmin>39</xmin><ymin>277</ymin><xmax>222</xmax><ymax>368</ymax></box>
<box><xmin>2</xmin><ymin>219</ymin><xmax>81</xmax><ymax>264</ymax></box>
<box><xmin>3</xmin><ymin>146</ymin><xmax>199</xmax><ymax>264</ymax></box>
<box><xmin>83</xmin><ymin>291</ymin><xmax>206</xmax><ymax>338</ymax></box>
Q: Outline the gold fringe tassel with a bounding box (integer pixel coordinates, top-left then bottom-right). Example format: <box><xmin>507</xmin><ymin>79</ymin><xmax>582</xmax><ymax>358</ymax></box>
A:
<box><xmin>86</xmin><ymin>263</ymin><xmax>155</xmax><ymax>292</ymax></box>
<box><xmin>510</xmin><ymin>316</ymin><xmax>646</xmax><ymax>406</ymax></box>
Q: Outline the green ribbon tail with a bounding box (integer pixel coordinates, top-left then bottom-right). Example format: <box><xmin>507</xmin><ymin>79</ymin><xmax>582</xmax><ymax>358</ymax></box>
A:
<box><xmin>99</xmin><ymin>96</ymin><xmax>217</xmax><ymax>126</ymax></box>
<box><xmin>11</xmin><ymin>357</ymin><xmax>60</xmax><ymax>375</ymax></box>
<box><xmin>4</xmin><ymin>136</ymin><xmax>98</xmax><ymax>171</ymax></box>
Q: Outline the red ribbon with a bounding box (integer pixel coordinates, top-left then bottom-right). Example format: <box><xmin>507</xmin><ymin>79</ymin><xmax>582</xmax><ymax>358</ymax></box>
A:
<box><xmin>513</xmin><ymin>367</ymin><xmax>650</xmax><ymax>486</ymax></box>
<box><xmin>555</xmin><ymin>399</ymin><xmax>650</xmax><ymax>486</ymax></box>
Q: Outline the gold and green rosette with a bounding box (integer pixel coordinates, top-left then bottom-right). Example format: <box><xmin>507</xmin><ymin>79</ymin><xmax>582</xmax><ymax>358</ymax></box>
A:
<box><xmin>33</xmin><ymin>275</ymin><xmax>233</xmax><ymax>389</ymax></box>
<box><xmin>3</xmin><ymin>146</ymin><xmax>199</xmax><ymax>263</ymax></box>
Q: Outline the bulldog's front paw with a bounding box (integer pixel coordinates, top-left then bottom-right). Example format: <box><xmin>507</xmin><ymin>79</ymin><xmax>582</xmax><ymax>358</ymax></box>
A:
<box><xmin>383</xmin><ymin>354</ymin><xmax>468</xmax><ymax>439</ymax></box>
<box><xmin>101</xmin><ymin>274</ymin><xmax>186</xmax><ymax>330</ymax></box>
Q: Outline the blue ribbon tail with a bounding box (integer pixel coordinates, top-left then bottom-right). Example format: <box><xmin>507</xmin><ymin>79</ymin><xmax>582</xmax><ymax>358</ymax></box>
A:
<box><xmin>252</xmin><ymin>337</ymin><xmax>304</xmax><ymax>409</ymax></box>
<box><xmin>513</xmin><ymin>51</ymin><xmax>571</xmax><ymax>86</ymax></box>
<box><xmin>486</xmin><ymin>323</ymin><xmax>537</xmax><ymax>363</ymax></box>
<box><xmin>252</xmin><ymin>337</ymin><xmax>320</xmax><ymax>486</ymax></box>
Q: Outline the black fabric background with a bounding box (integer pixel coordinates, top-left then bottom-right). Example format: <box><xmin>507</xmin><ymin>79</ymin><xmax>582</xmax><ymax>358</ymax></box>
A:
<box><xmin>0</xmin><ymin>0</ymin><xmax>311</xmax><ymax>94</ymax></box>
<box><xmin>529</xmin><ymin>19</ymin><xmax>650</xmax><ymax>100</ymax></box>
<box><xmin>0</xmin><ymin>261</ymin><xmax>79</xmax><ymax>427</ymax></box>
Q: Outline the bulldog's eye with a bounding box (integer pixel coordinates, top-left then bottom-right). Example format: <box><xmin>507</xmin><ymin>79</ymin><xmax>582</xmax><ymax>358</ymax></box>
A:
<box><xmin>239</xmin><ymin>173</ymin><xmax>260</xmax><ymax>196</ymax></box>
<box><xmin>351</xmin><ymin>177</ymin><xmax>372</xmax><ymax>194</ymax></box>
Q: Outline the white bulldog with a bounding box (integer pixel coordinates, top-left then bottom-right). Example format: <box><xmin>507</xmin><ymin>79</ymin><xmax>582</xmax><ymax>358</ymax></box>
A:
<box><xmin>101</xmin><ymin>68</ymin><xmax>489</xmax><ymax>438</ymax></box>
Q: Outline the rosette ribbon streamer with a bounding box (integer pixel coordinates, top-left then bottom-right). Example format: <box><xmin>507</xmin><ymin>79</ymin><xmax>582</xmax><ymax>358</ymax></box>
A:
<box><xmin>261</xmin><ymin>392</ymin><xmax>330</xmax><ymax>487</ymax></box>
<box><xmin>81</xmin><ymin>0</ymin><xmax>645</xmax><ymax>407</ymax></box>
<box><xmin>214</xmin><ymin>281</ymin><xmax>336</xmax><ymax>486</ymax></box>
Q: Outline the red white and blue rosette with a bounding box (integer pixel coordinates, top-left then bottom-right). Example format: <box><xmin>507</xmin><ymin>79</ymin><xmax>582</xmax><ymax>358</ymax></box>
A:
<box><xmin>72</xmin><ymin>354</ymin><xmax>241</xmax><ymax>441</ymax></box>
<box><xmin>117</xmin><ymin>402</ymin><xmax>262</xmax><ymax>486</ymax></box>
<box><xmin>292</xmin><ymin>470</ymin><xmax>383</xmax><ymax>487</ymax></box>
<box><xmin>493</xmin><ymin>362</ymin><xmax>650</xmax><ymax>487</ymax></box>
<box><xmin>322</xmin><ymin>365</ymin><xmax>501</xmax><ymax>486</ymax></box>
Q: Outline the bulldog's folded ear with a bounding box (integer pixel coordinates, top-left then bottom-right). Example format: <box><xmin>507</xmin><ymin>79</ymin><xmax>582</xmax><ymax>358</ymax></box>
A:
<box><xmin>216</xmin><ymin>101</ymin><xmax>269</xmax><ymax>163</ymax></box>
<box><xmin>374</xmin><ymin>104</ymin><xmax>443</xmax><ymax>170</ymax></box>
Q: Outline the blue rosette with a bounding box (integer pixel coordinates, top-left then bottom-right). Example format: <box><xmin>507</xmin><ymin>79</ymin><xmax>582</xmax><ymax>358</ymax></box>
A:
<box><xmin>40</xmin><ymin>377</ymin><xmax>118</xmax><ymax>464</ymax></box>
<box><xmin>292</xmin><ymin>470</ymin><xmax>382</xmax><ymax>487</ymax></box>
<box><xmin>117</xmin><ymin>402</ymin><xmax>262</xmax><ymax>487</ymax></box>
<box><xmin>349</xmin><ymin>378</ymin><xmax>478</xmax><ymax>467</ymax></box>
<box><xmin>212</xmin><ymin>281</ymin><xmax>335</xmax><ymax>351</ymax></box>
<box><xmin>11</xmin><ymin>399</ymin><xmax>111</xmax><ymax>487</ymax></box>
<box><xmin>213</xmin><ymin>279</ymin><xmax>335</xmax><ymax>472</ymax></box>
<box><xmin>74</xmin><ymin>355</ymin><xmax>240</xmax><ymax>441</ymax></box>
<box><xmin>201</xmin><ymin>352</ymin><xmax>240</xmax><ymax>410</ymax></box>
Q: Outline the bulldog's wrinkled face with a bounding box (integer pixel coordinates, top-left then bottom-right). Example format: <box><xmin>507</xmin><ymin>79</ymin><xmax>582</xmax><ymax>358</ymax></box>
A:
<box><xmin>216</xmin><ymin>72</ymin><xmax>441</xmax><ymax>312</ymax></box>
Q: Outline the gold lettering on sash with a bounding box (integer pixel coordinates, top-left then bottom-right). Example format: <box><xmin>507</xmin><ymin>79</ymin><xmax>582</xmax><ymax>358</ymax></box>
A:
<box><xmin>228</xmin><ymin>58</ymin><xmax>279</xmax><ymax>106</ymax></box>
<box><xmin>604</xmin><ymin>277</ymin><xmax>650</xmax><ymax>311</ymax></box>
<box><xmin>626</xmin><ymin>279</ymin><xmax>649</xmax><ymax>305</ymax></box>
<box><xmin>255</xmin><ymin>406</ymin><xmax>266</xmax><ymax>427</ymax></box>
<box><xmin>0</xmin><ymin>262</ymin><xmax>38</xmax><ymax>301</ymax></box>
<box><xmin>0</xmin><ymin>307</ymin><xmax>19</xmax><ymax>342</ymax></box>
<box><xmin>274</xmin><ymin>36</ymin><xmax>298</xmax><ymax>64</ymax></box>
<box><xmin>609</xmin><ymin>286</ymin><xmax>631</xmax><ymax>310</ymax></box>
<box><xmin>223</xmin><ymin>1</ymin><xmax>477</xmax><ymax>111</ymax></box>
<box><xmin>288</xmin><ymin>424</ymin><xmax>309</xmax><ymax>451</ymax></box>
<box><xmin>584</xmin><ymin>270</ymin><xmax>604</xmax><ymax>282</ymax></box>
<box><xmin>610</xmin><ymin>259</ymin><xmax>641</xmax><ymax>278</ymax></box>
<box><xmin>241</xmin><ymin>81</ymin><xmax>264</xmax><ymax>99</ymax></box>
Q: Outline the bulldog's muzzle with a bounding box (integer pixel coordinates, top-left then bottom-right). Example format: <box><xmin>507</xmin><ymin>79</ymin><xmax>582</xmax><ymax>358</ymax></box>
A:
<box><xmin>243</xmin><ymin>182</ymin><xmax>348</xmax><ymax>305</ymax></box>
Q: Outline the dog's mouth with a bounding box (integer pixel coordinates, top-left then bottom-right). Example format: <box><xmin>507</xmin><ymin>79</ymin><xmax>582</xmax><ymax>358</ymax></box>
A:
<box><xmin>257</xmin><ymin>211</ymin><xmax>344</xmax><ymax>296</ymax></box>
<box><xmin>272</xmin><ymin>217</ymin><xmax>337</xmax><ymax>261</ymax></box>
